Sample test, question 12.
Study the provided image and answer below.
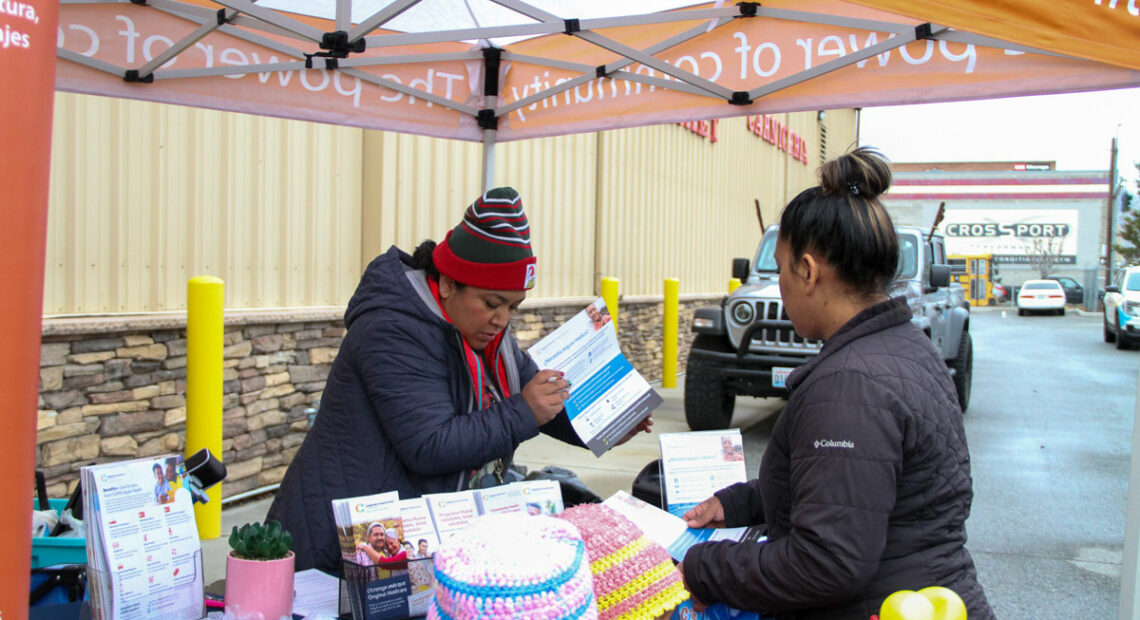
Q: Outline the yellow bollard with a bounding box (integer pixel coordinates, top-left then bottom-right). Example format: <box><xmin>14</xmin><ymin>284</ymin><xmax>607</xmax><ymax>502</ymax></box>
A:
<box><xmin>601</xmin><ymin>277</ymin><xmax>620</xmax><ymax>334</ymax></box>
<box><xmin>663</xmin><ymin>278</ymin><xmax>679</xmax><ymax>388</ymax></box>
<box><xmin>729</xmin><ymin>278</ymin><xmax>742</xmax><ymax>293</ymax></box>
<box><xmin>187</xmin><ymin>276</ymin><xmax>224</xmax><ymax>539</ymax></box>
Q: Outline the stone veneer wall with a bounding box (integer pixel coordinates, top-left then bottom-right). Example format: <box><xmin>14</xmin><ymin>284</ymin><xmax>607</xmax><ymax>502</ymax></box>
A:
<box><xmin>36</xmin><ymin>296</ymin><xmax>721</xmax><ymax>499</ymax></box>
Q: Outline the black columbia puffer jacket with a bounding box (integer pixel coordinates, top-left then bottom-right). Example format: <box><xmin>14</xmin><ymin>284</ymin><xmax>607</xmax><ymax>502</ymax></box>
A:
<box><xmin>683</xmin><ymin>297</ymin><xmax>994</xmax><ymax>620</ymax></box>
<box><xmin>266</xmin><ymin>246</ymin><xmax>580</xmax><ymax>574</ymax></box>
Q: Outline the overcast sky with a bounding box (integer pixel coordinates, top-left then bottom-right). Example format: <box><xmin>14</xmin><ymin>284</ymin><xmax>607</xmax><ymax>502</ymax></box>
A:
<box><xmin>859</xmin><ymin>86</ymin><xmax>1140</xmax><ymax>194</ymax></box>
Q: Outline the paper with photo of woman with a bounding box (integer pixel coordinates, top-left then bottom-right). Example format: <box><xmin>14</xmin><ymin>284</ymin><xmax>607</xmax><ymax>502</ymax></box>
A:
<box><xmin>528</xmin><ymin>298</ymin><xmax>662</xmax><ymax>457</ymax></box>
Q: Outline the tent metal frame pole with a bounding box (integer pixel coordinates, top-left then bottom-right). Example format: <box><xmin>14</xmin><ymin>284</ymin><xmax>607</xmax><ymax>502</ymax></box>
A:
<box><xmin>348</xmin><ymin>0</ymin><xmax>422</xmax><ymax>42</ymax></box>
<box><xmin>491</xmin><ymin>0</ymin><xmax>731</xmax><ymax>100</ymax></box>
<box><xmin>362</xmin><ymin>5</ymin><xmax>740</xmax><ymax>49</ymax></box>
<box><xmin>144</xmin><ymin>0</ymin><xmax>317</xmax><ymax>56</ymax></box>
<box><xmin>340</xmin><ymin>68</ymin><xmax>481</xmax><ymax>116</ymax></box>
<box><xmin>212</xmin><ymin>0</ymin><xmax>325</xmax><ymax>43</ymax></box>
<box><xmin>215</xmin><ymin>23</ymin><xmax>311</xmax><ymax>56</ymax></box>
<box><xmin>505</xmin><ymin>51</ymin><xmax>714</xmax><ymax>96</ymax></box>
<box><xmin>497</xmin><ymin>13</ymin><xmax>734</xmax><ymax>118</ymax></box>
<box><xmin>135</xmin><ymin>9</ymin><xmax>240</xmax><ymax>78</ymax></box>
<box><xmin>481</xmin><ymin>129</ymin><xmax>497</xmax><ymax>192</ymax></box>
<box><xmin>334</xmin><ymin>50</ymin><xmax>483</xmax><ymax>67</ymax></box>
<box><xmin>747</xmin><ymin>25</ymin><xmax>947</xmax><ymax>100</ymax></box>
<box><xmin>479</xmin><ymin>47</ymin><xmax>503</xmax><ymax>192</ymax></box>
<box><xmin>757</xmin><ymin>6</ymin><xmax>919</xmax><ymax>34</ymax></box>
<box><xmin>335</xmin><ymin>0</ymin><xmax>352</xmax><ymax>33</ymax></box>
<box><xmin>939</xmin><ymin>31</ymin><xmax>1071</xmax><ymax>59</ymax></box>
<box><xmin>158</xmin><ymin>61</ymin><xmax>310</xmax><ymax>80</ymax></box>
<box><xmin>1122</xmin><ymin>367</ymin><xmax>1140</xmax><ymax>620</ymax></box>
<box><xmin>500</xmin><ymin>61</ymin><xmax>711</xmax><ymax>118</ymax></box>
<box><xmin>57</xmin><ymin>48</ymin><xmax>125</xmax><ymax>77</ymax></box>
<box><xmin>573</xmin><ymin>31</ymin><xmax>733</xmax><ymax>100</ymax></box>
<box><xmin>154</xmin><ymin>50</ymin><xmax>481</xmax><ymax>80</ymax></box>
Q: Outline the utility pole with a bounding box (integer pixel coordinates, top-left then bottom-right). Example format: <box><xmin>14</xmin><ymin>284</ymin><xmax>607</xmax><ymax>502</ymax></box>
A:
<box><xmin>1106</xmin><ymin>135</ymin><xmax>1119</xmax><ymax>287</ymax></box>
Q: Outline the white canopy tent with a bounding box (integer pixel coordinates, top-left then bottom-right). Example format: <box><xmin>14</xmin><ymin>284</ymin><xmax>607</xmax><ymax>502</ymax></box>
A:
<box><xmin>53</xmin><ymin>0</ymin><xmax>1140</xmax><ymax>186</ymax></box>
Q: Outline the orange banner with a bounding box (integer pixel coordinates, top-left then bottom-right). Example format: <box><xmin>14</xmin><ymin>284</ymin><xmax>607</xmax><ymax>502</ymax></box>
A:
<box><xmin>54</xmin><ymin>0</ymin><xmax>1140</xmax><ymax>143</ymax></box>
<box><xmin>1</xmin><ymin>0</ymin><xmax>59</xmax><ymax>617</ymax></box>
<box><xmin>56</xmin><ymin>4</ymin><xmax>476</xmax><ymax>138</ymax></box>
<box><xmin>851</xmin><ymin>0</ymin><xmax>1140</xmax><ymax>71</ymax></box>
<box><xmin>495</xmin><ymin>0</ymin><xmax>1140</xmax><ymax>140</ymax></box>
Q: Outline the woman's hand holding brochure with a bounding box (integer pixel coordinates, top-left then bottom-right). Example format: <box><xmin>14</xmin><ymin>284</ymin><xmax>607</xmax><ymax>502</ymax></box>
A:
<box><xmin>682</xmin><ymin>495</ymin><xmax>726</xmax><ymax>529</ymax></box>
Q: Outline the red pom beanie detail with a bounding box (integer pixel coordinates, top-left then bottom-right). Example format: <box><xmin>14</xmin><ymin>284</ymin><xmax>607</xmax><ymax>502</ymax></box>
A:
<box><xmin>433</xmin><ymin>187</ymin><xmax>537</xmax><ymax>291</ymax></box>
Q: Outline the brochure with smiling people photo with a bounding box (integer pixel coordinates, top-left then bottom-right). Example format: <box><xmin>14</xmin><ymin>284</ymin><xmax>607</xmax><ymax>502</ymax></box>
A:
<box><xmin>528</xmin><ymin>298</ymin><xmax>663</xmax><ymax>456</ymax></box>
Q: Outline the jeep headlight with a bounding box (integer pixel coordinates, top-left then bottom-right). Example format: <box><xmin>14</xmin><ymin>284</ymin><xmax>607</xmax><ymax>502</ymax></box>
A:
<box><xmin>1125</xmin><ymin>301</ymin><xmax>1140</xmax><ymax>317</ymax></box>
<box><xmin>730</xmin><ymin>301</ymin><xmax>755</xmax><ymax>324</ymax></box>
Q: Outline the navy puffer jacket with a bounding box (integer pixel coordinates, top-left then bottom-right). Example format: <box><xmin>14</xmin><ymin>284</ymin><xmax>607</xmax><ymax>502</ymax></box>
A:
<box><xmin>683</xmin><ymin>297</ymin><xmax>994</xmax><ymax>620</ymax></box>
<box><xmin>267</xmin><ymin>246</ymin><xmax>580</xmax><ymax>573</ymax></box>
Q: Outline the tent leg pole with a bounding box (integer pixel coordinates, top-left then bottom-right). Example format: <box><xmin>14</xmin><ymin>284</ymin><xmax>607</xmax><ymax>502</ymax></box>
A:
<box><xmin>481</xmin><ymin>128</ymin><xmax>497</xmax><ymax>192</ymax></box>
<box><xmin>1119</xmin><ymin>361</ymin><xmax>1140</xmax><ymax>619</ymax></box>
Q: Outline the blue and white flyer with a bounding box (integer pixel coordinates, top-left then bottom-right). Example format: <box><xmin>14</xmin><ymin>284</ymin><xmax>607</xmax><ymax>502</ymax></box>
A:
<box><xmin>528</xmin><ymin>298</ymin><xmax>663</xmax><ymax>457</ymax></box>
<box><xmin>659</xmin><ymin>430</ymin><xmax>749</xmax><ymax>517</ymax></box>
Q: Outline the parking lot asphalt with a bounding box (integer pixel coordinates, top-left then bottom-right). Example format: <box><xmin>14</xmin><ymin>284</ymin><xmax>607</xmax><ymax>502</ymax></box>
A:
<box><xmin>208</xmin><ymin>305</ymin><xmax>1139</xmax><ymax>618</ymax></box>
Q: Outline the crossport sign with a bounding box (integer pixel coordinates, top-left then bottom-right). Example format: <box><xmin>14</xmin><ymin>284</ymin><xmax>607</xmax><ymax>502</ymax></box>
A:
<box><xmin>944</xmin><ymin>222</ymin><xmax>1072</xmax><ymax>238</ymax></box>
<box><xmin>939</xmin><ymin>209</ymin><xmax>1079</xmax><ymax>263</ymax></box>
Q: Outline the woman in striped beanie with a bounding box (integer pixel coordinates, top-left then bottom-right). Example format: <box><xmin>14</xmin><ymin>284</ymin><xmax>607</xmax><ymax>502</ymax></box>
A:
<box><xmin>268</xmin><ymin>187</ymin><xmax>649</xmax><ymax>574</ymax></box>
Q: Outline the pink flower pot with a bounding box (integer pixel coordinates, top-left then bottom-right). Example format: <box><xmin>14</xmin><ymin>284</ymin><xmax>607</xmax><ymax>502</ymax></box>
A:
<box><xmin>224</xmin><ymin>551</ymin><xmax>295</xmax><ymax>620</ymax></box>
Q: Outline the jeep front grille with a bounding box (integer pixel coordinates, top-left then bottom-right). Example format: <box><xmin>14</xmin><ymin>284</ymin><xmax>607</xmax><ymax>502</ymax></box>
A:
<box><xmin>747</xmin><ymin>301</ymin><xmax>822</xmax><ymax>352</ymax></box>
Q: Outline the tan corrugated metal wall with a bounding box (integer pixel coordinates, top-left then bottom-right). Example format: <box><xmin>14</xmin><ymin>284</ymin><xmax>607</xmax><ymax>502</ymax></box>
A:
<box><xmin>596</xmin><ymin>112</ymin><xmax>855</xmax><ymax>295</ymax></box>
<box><xmin>45</xmin><ymin>93</ymin><xmax>364</xmax><ymax>314</ymax></box>
<box><xmin>44</xmin><ymin>94</ymin><xmax>856</xmax><ymax>314</ymax></box>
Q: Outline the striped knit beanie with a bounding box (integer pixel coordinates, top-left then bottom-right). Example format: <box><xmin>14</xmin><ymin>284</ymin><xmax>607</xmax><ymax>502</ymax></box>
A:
<box><xmin>433</xmin><ymin>187</ymin><xmax>537</xmax><ymax>291</ymax></box>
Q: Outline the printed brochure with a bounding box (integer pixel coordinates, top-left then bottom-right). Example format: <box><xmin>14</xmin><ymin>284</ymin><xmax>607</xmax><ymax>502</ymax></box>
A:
<box><xmin>602</xmin><ymin>491</ymin><xmax>765</xmax><ymax>562</ymax></box>
<box><xmin>331</xmin><ymin>491</ymin><xmax>406</xmax><ymax>569</ymax></box>
<box><xmin>659</xmin><ymin>429</ymin><xmax>749</xmax><ymax>517</ymax></box>
<box><xmin>81</xmin><ymin>455</ymin><xmax>203</xmax><ymax>620</ymax></box>
<box><xmin>528</xmin><ymin>298</ymin><xmax>663</xmax><ymax>456</ymax></box>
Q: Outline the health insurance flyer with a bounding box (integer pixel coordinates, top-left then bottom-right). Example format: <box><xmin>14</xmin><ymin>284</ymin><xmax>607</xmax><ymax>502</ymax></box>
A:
<box><xmin>659</xmin><ymin>429</ymin><xmax>749</xmax><ymax>517</ymax></box>
<box><xmin>86</xmin><ymin>456</ymin><xmax>203</xmax><ymax>620</ymax></box>
<box><xmin>528</xmin><ymin>298</ymin><xmax>663</xmax><ymax>456</ymax></box>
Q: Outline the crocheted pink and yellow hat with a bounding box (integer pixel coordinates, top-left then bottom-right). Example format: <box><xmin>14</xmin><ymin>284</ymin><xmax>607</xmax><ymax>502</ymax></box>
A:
<box><xmin>557</xmin><ymin>504</ymin><xmax>689</xmax><ymax>620</ymax></box>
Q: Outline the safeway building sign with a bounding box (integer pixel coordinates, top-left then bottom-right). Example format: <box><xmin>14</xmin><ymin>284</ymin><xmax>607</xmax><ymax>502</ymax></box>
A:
<box><xmin>940</xmin><ymin>209</ymin><xmax>1079</xmax><ymax>265</ymax></box>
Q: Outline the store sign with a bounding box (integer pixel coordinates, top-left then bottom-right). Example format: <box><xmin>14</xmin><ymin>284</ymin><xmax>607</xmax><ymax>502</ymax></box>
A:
<box><xmin>678</xmin><ymin>119</ymin><xmax>718</xmax><ymax>142</ymax></box>
<box><xmin>940</xmin><ymin>209</ymin><xmax>1079</xmax><ymax>264</ymax></box>
<box><xmin>746</xmin><ymin>114</ymin><xmax>809</xmax><ymax>165</ymax></box>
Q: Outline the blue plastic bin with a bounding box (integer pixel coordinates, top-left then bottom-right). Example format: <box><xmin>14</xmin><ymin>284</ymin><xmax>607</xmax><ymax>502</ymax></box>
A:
<box><xmin>32</xmin><ymin>498</ymin><xmax>87</xmax><ymax>568</ymax></box>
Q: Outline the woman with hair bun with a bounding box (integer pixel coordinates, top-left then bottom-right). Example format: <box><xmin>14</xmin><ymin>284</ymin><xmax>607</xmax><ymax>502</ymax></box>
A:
<box><xmin>678</xmin><ymin>148</ymin><xmax>994</xmax><ymax>620</ymax></box>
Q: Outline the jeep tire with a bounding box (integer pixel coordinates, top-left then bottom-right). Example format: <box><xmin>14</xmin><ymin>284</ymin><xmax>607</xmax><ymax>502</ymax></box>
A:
<box><xmin>948</xmin><ymin>331</ymin><xmax>972</xmax><ymax>413</ymax></box>
<box><xmin>1117</xmin><ymin>316</ymin><xmax>1131</xmax><ymax>351</ymax></box>
<box><xmin>684</xmin><ymin>336</ymin><xmax>736</xmax><ymax>430</ymax></box>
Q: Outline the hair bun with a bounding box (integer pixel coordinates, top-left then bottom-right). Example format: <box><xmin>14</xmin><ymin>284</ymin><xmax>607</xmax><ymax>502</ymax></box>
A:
<box><xmin>821</xmin><ymin>146</ymin><xmax>891</xmax><ymax>200</ymax></box>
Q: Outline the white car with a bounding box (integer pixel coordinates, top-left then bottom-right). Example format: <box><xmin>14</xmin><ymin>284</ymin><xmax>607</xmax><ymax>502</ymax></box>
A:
<box><xmin>1103</xmin><ymin>266</ymin><xmax>1140</xmax><ymax>350</ymax></box>
<box><xmin>1016</xmin><ymin>279</ymin><xmax>1066</xmax><ymax>316</ymax></box>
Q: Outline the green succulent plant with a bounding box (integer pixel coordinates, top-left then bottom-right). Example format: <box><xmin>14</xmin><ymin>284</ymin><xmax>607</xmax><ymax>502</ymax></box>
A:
<box><xmin>228</xmin><ymin>519</ymin><xmax>293</xmax><ymax>561</ymax></box>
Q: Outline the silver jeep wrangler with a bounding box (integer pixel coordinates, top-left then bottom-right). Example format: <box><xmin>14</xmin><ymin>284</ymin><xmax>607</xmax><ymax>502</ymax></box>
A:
<box><xmin>684</xmin><ymin>225</ymin><xmax>972</xmax><ymax>430</ymax></box>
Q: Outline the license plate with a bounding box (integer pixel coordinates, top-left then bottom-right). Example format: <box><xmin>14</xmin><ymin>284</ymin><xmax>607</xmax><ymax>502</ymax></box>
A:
<box><xmin>772</xmin><ymin>366</ymin><xmax>793</xmax><ymax>388</ymax></box>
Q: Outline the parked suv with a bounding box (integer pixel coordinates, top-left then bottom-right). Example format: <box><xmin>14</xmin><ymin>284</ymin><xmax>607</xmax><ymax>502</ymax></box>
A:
<box><xmin>1102</xmin><ymin>265</ymin><xmax>1140</xmax><ymax>350</ymax></box>
<box><xmin>684</xmin><ymin>225</ymin><xmax>972</xmax><ymax>430</ymax></box>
